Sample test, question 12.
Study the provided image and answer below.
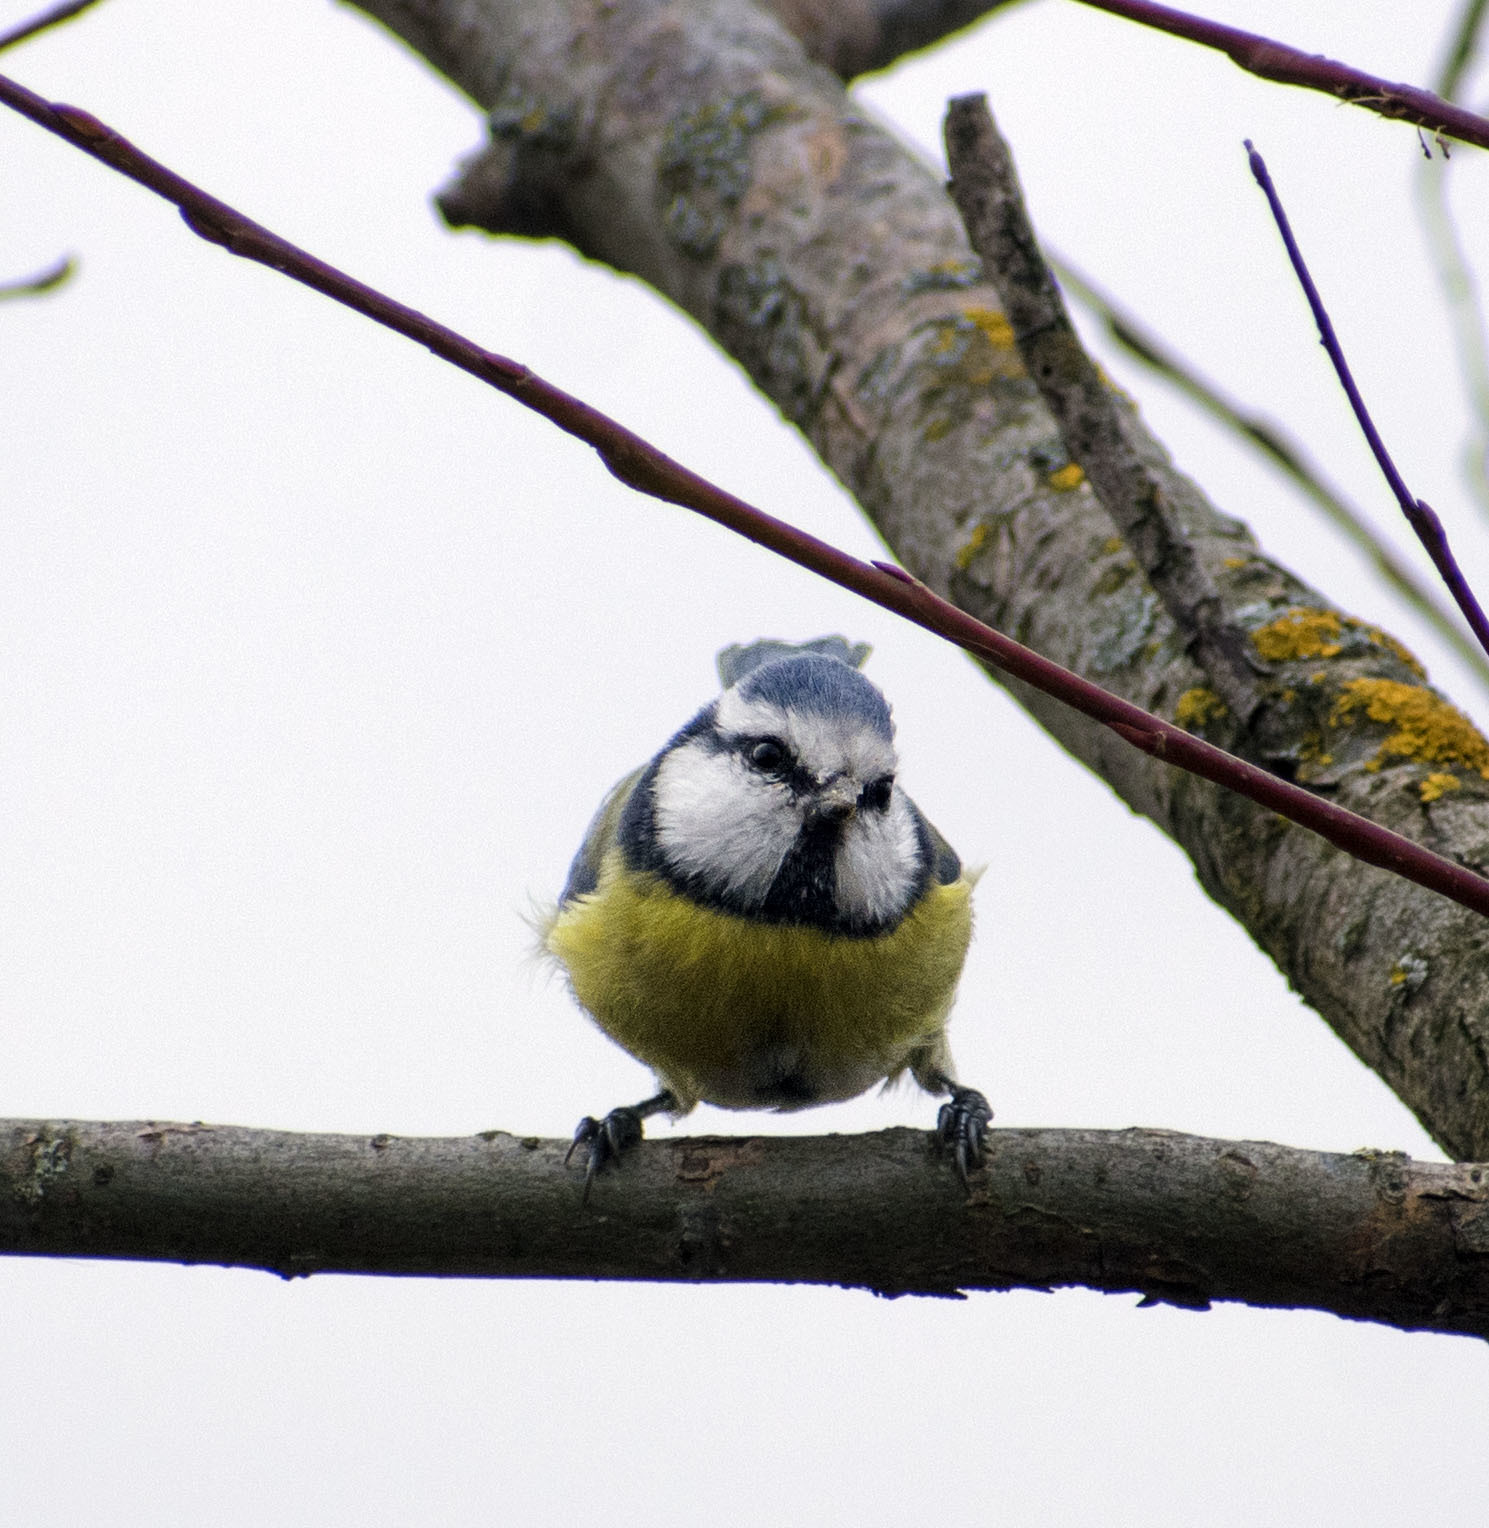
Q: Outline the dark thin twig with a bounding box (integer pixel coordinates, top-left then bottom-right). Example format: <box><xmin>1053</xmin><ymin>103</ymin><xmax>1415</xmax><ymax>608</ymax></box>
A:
<box><xmin>1053</xmin><ymin>254</ymin><xmax>1489</xmax><ymax>693</ymax></box>
<box><xmin>943</xmin><ymin>94</ymin><xmax>1265</xmax><ymax>723</ymax></box>
<box><xmin>1247</xmin><ymin>140</ymin><xmax>1489</xmax><ymax>669</ymax></box>
<box><xmin>0</xmin><ymin>0</ymin><xmax>105</xmax><ymax>52</ymax></box>
<box><xmin>0</xmin><ymin>251</ymin><xmax>73</xmax><ymax>299</ymax></box>
<box><xmin>1072</xmin><ymin>0</ymin><xmax>1489</xmax><ymax>152</ymax></box>
<box><xmin>2</xmin><ymin>70</ymin><xmax>1489</xmax><ymax>919</ymax></box>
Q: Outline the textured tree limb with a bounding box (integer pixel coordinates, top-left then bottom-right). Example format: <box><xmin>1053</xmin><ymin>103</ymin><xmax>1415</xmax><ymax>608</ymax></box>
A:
<box><xmin>3</xmin><ymin>1118</ymin><xmax>1487</xmax><ymax>1338</ymax></box>
<box><xmin>1052</xmin><ymin>254</ymin><xmax>1489</xmax><ymax>692</ymax></box>
<box><xmin>347</xmin><ymin>0</ymin><xmax>1489</xmax><ymax>1159</ymax></box>
<box><xmin>944</xmin><ymin>94</ymin><xmax>1263</xmax><ymax>724</ymax></box>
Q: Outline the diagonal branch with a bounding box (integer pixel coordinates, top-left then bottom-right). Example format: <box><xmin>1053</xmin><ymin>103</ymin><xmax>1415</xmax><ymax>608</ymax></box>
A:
<box><xmin>3</xmin><ymin>1118</ymin><xmax>1487</xmax><ymax>1339</ymax></box>
<box><xmin>1071</xmin><ymin>0</ymin><xmax>1489</xmax><ymax>151</ymax></box>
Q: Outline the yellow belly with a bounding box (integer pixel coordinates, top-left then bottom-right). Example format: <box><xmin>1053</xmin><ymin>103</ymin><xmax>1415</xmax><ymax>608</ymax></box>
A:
<box><xmin>545</xmin><ymin>853</ymin><xmax>973</xmax><ymax>1111</ymax></box>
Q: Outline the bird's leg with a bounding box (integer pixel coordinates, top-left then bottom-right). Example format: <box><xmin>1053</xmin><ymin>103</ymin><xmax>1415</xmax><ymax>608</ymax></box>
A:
<box><xmin>928</xmin><ymin>1072</ymin><xmax>992</xmax><ymax>1189</ymax></box>
<box><xmin>566</xmin><ymin>1089</ymin><xmax>677</xmax><ymax>1202</ymax></box>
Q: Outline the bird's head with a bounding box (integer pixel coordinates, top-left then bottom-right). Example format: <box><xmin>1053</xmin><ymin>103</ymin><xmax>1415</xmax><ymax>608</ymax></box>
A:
<box><xmin>634</xmin><ymin>652</ymin><xmax>930</xmax><ymax>933</ymax></box>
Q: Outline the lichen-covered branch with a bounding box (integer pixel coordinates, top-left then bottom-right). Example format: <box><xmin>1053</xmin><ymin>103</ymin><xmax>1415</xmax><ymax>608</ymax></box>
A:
<box><xmin>4</xmin><ymin>1118</ymin><xmax>1486</xmax><ymax>1337</ymax></box>
<box><xmin>346</xmin><ymin>0</ymin><xmax>1489</xmax><ymax>1158</ymax></box>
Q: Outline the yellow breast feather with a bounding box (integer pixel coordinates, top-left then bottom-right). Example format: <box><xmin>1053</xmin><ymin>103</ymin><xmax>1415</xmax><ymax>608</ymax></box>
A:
<box><xmin>546</xmin><ymin>848</ymin><xmax>973</xmax><ymax>1112</ymax></box>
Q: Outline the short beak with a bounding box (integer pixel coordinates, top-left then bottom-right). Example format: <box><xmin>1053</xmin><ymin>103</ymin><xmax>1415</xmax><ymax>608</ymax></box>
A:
<box><xmin>805</xmin><ymin>777</ymin><xmax>858</xmax><ymax>830</ymax></box>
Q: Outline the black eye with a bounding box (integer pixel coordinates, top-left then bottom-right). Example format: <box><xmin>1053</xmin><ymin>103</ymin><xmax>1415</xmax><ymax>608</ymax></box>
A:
<box><xmin>864</xmin><ymin>776</ymin><xmax>894</xmax><ymax>812</ymax></box>
<box><xmin>748</xmin><ymin>738</ymin><xmax>789</xmax><ymax>774</ymax></box>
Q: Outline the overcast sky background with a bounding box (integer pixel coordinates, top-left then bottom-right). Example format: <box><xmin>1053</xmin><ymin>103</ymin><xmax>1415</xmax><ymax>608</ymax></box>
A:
<box><xmin>3</xmin><ymin>0</ymin><xmax>1488</xmax><ymax>1522</ymax></box>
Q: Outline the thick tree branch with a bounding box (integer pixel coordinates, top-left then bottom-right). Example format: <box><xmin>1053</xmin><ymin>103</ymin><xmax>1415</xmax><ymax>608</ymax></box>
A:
<box><xmin>3</xmin><ymin>1118</ymin><xmax>1487</xmax><ymax>1338</ymax></box>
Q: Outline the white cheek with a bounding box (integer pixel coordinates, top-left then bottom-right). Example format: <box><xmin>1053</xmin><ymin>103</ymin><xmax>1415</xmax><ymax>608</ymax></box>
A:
<box><xmin>835</xmin><ymin>796</ymin><xmax>922</xmax><ymax>924</ymax></box>
<box><xmin>653</xmin><ymin>744</ymin><xmax>799</xmax><ymax>904</ymax></box>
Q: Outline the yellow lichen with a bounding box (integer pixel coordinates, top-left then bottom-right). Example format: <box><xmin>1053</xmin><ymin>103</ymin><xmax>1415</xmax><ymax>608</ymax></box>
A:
<box><xmin>1419</xmin><ymin>772</ymin><xmax>1462</xmax><ymax>803</ymax></box>
<box><xmin>1175</xmin><ymin>687</ymin><xmax>1227</xmax><ymax>730</ymax></box>
<box><xmin>955</xmin><ymin>523</ymin><xmax>988</xmax><ymax>571</ymax></box>
<box><xmin>1102</xmin><ymin>536</ymin><xmax>1124</xmax><ymax>556</ymax></box>
<box><xmin>1252</xmin><ymin>608</ymin><xmax>1343</xmax><ymax>662</ymax></box>
<box><xmin>923</xmin><ymin>416</ymin><xmax>952</xmax><ymax>442</ymax></box>
<box><xmin>1048</xmin><ymin>463</ymin><xmax>1085</xmax><ymax>492</ymax></box>
<box><xmin>964</xmin><ymin>306</ymin><xmax>1015</xmax><ymax>349</ymax></box>
<box><xmin>1388</xmin><ymin>964</ymin><xmax>1409</xmax><ymax>986</ymax></box>
<box><xmin>1223</xmin><ymin>556</ymin><xmax>1249</xmax><ymax>570</ymax></box>
<box><xmin>1365</xmin><ymin>626</ymin><xmax>1427</xmax><ymax>678</ymax></box>
<box><xmin>1331</xmin><ymin>678</ymin><xmax>1489</xmax><ymax>778</ymax></box>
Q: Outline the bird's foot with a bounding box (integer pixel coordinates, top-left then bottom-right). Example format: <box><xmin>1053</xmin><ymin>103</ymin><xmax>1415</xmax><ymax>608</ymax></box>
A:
<box><xmin>936</xmin><ymin>1085</ymin><xmax>992</xmax><ymax>1189</ymax></box>
<box><xmin>565</xmin><ymin>1090</ymin><xmax>674</xmax><ymax>1203</ymax></box>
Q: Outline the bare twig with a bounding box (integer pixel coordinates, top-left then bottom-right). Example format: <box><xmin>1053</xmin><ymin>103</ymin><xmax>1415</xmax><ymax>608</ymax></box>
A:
<box><xmin>1053</xmin><ymin>255</ymin><xmax>1489</xmax><ymax>693</ymax></box>
<box><xmin>3</xmin><ymin>1118</ymin><xmax>1487</xmax><ymax>1338</ymax></box>
<box><xmin>0</xmin><ymin>251</ymin><xmax>73</xmax><ymax>299</ymax></box>
<box><xmin>1247</xmin><ymin>141</ymin><xmax>1489</xmax><ymax>669</ymax></box>
<box><xmin>0</xmin><ymin>0</ymin><xmax>105</xmax><ymax>52</ymax></box>
<box><xmin>943</xmin><ymin>93</ymin><xmax>1263</xmax><ymax>722</ymax></box>
<box><xmin>3</xmin><ymin>71</ymin><xmax>1489</xmax><ymax>919</ymax></box>
<box><xmin>1072</xmin><ymin>0</ymin><xmax>1489</xmax><ymax>151</ymax></box>
<box><xmin>1415</xmin><ymin>0</ymin><xmax>1489</xmax><ymax>522</ymax></box>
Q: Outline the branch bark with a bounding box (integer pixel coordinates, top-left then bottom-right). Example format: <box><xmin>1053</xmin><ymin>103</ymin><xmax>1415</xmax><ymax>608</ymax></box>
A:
<box><xmin>4</xmin><ymin>1118</ymin><xmax>1487</xmax><ymax>1337</ymax></box>
<box><xmin>346</xmin><ymin>0</ymin><xmax>1489</xmax><ymax>1160</ymax></box>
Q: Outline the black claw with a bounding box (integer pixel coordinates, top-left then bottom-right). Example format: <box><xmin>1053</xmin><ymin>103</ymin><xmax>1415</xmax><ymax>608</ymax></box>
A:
<box><xmin>936</xmin><ymin>1086</ymin><xmax>992</xmax><ymax>1189</ymax></box>
<box><xmin>566</xmin><ymin>1096</ymin><xmax>674</xmax><ymax>1203</ymax></box>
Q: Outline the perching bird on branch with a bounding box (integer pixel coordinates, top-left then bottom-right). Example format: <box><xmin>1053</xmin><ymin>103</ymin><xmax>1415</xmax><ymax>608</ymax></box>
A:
<box><xmin>544</xmin><ymin>636</ymin><xmax>986</xmax><ymax>1197</ymax></box>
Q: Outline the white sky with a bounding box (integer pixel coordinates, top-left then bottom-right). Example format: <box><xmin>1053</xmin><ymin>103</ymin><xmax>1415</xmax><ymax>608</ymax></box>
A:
<box><xmin>2</xmin><ymin>0</ymin><xmax>1487</xmax><ymax>1522</ymax></box>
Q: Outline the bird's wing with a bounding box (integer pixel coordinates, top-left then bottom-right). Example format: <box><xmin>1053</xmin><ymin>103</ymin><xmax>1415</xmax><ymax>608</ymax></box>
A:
<box><xmin>559</xmin><ymin>764</ymin><xmax>648</xmax><ymax>903</ymax></box>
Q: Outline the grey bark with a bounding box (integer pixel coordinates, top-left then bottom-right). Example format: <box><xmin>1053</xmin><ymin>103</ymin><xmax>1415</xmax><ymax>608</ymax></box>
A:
<box><xmin>347</xmin><ymin>0</ymin><xmax>1489</xmax><ymax>1160</ymax></box>
<box><xmin>5</xmin><ymin>1119</ymin><xmax>1487</xmax><ymax>1337</ymax></box>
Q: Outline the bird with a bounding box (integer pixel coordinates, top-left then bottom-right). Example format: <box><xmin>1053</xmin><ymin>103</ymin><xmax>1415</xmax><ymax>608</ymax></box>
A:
<box><xmin>543</xmin><ymin>636</ymin><xmax>987</xmax><ymax>1197</ymax></box>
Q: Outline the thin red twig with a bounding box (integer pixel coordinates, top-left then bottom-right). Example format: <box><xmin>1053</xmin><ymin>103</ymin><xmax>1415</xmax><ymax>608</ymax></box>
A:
<box><xmin>1247</xmin><ymin>141</ymin><xmax>1489</xmax><ymax>668</ymax></box>
<box><xmin>1073</xmin><ymin>0</ymin><xmax>1489</xmax><ymax>151</ymax></box>
<box><xmin>3</xmin><ymin>70</ymin><xmax>1489</xmax><ymax>918</ymax></box>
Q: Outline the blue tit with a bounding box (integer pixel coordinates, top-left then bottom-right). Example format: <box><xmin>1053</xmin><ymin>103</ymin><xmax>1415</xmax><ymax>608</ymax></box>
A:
<box><xmin>544</xmin><ymin>636</ymin><xmax>987</xmax><ymax>1196</ymax></box>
